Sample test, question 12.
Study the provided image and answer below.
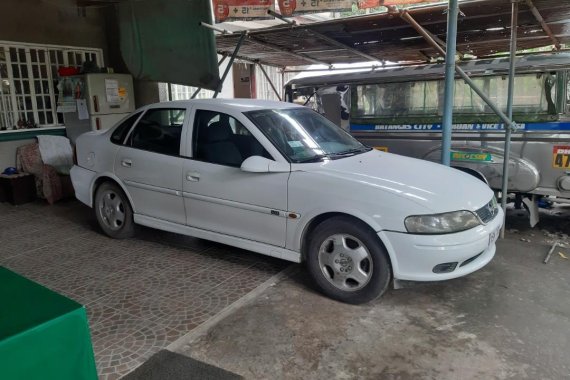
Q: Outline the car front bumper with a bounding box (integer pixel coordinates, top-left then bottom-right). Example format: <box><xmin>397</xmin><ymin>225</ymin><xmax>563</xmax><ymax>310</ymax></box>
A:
<box><xmin>380</xmin><ymin>207</ymin><xmax>504</xmax><ymax>282</ymax></box>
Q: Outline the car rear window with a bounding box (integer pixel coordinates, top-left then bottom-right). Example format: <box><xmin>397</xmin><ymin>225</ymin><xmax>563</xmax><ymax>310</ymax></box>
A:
<box><xmin>111</xmin><ymin>112</ymin><xmax>141</xmax><ymax>145</ymax></box>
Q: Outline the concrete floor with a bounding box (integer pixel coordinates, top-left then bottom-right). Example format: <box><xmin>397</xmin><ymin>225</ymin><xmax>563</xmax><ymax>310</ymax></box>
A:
<box><xmin>174</xmin><ymin>205</ymin><xmax>570</xmax><ymax>380</ymax></box>
<box><xmin>2</xmin><ymin>198</ymin><xmax>569</xmax><ymax>379</ymax></box>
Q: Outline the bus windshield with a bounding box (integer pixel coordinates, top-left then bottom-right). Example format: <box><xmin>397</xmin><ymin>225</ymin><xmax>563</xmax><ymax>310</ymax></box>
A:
<box><xmin>353</xmin><ymin>73</ymin><xmax>558</xmax><ymax>119</ymax></box>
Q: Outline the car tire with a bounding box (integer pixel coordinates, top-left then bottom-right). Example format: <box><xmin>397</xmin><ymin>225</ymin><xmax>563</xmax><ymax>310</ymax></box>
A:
<box><xmin>306</xmin><ymin>216</ymin><xmax>391</xmax><ymax>304</ymax></box>
<box><xmin>94</xmin><ymin>182</ymin><xmax>135</xmax><ymax>239</ymax></box>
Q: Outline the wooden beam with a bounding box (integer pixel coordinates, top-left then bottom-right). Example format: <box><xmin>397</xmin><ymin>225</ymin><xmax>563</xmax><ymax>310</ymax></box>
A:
<box><xmin>247</xmin><ymin>36</ymin><xmax>328</xmax><ymax>65</ymax></box>
<box><xmin>525</xmin><ymin>0</ymin><xmax>561</xmax><ymax>50</ymax></box>
<box><xmin>76</xmin><ymin>0</ymin><xmax>118</xmax><ymax>6</ymax></box>
<box><xmin>307</xmin><ymin>30</ymin><xmax>381</xmax><ymax>63</ymax></box>
<box><xmin>386</xmin><ymin>5</ymin><xmax>464</xmax><ymax>58</ymax></box>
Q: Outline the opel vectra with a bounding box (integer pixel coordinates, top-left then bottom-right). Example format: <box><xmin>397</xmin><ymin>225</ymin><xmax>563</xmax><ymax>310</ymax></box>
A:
<box><xmin>71</xmin><ymin>99</ymin><xmax>503</xmax><ymax>304</ymax></box>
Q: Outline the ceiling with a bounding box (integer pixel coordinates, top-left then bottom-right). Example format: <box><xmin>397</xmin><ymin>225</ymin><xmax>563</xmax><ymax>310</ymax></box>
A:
<box><xmin>215</xmin><ymin>0</ymin><xmax>570</xmax><ymax>67</ymax></box>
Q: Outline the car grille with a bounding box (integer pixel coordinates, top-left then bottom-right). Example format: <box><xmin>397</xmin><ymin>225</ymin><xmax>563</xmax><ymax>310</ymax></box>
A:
<box><xmin>475</xmin><ymin>198</ymin><xmax>499</xmax><ymax>224</ymax></box>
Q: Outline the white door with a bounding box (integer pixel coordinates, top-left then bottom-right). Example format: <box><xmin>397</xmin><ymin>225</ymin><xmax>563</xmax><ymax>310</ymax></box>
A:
<box><xmin>114</xmin><ymin>107</ymin><xmax>188</xmax><ymax>224</ymax></box>
<box><xmin>182</xmin><ymin>109</ymin><xmax>289</xmax><ymax>247</ymax></box>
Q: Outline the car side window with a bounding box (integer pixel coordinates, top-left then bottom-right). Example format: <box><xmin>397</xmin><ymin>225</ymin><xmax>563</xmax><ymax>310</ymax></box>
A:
<box><xmin>127</xmin><ymin>108</ymin><xmax>186</xmax><ymax>156</ymax></box>
<box><xmin>110</xmin><ymin>112</ymin><xmax>141</xmax><ymax>145</ymax></box>
<box><xmin>193</xmin><ymin>110</ymin><xmax>271</xmax><ymax>167</ymax></box>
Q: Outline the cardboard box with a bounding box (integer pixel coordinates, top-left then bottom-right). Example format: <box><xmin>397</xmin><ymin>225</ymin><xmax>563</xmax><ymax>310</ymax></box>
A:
<box><xmin>0</xmin><ymin>173</ymin><xmax>36</xmax><ymax>205</ymax></box>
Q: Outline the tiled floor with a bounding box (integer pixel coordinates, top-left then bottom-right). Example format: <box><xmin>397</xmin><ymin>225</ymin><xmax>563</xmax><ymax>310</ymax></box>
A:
<box><xmin>0</xmin><ymin>200</ymin><xmax>289</xmax><ymax>379</ymax></box>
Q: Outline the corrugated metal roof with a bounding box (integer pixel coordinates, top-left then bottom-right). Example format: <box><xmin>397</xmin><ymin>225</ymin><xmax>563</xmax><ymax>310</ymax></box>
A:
<box><xmin>286</xmin><ymin>52</ymin><xmax>570</xmax><ymax>86</ymax></box>
<box><xmin>216</xmin><ymin>0</ymin><xmax>570</xmax><ymax>67</ymax></box>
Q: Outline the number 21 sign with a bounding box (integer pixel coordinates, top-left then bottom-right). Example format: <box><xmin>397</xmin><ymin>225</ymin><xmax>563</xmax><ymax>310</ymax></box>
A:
<box><xmin>214</xmin><ymin>0</ymin><xmax>274</xmax><ymax>23</ymax></box>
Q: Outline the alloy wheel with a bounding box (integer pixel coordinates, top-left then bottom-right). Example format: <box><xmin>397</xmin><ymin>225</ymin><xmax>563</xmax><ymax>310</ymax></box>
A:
<box><xmin>317</xmin><ymin>233</ymin><xmax>373</xmax><ymax>292</ymax></box>
<box><xmin>98</xmin><ymin>190</ymin><xmax>125</xmax><ymax>231</ymax></box>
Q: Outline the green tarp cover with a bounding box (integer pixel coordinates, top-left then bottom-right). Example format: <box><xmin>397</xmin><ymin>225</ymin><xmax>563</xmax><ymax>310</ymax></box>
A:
<box><xmin>0</xmin><ymin>267</ymin><xmax>97</xmax><ymax>380</ymax></box>
<box><xmin>118</xmin><ymin>0</ymin><xmax>220</xmax><ymax>90</ymax></box>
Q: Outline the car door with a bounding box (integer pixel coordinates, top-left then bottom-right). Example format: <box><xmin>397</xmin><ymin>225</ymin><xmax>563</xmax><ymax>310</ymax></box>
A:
<box><xmin>114</xmin><ymin>107</ymin><xmax>188</xmax><ymax>225</ymax></box>
<box><xmin>182</xmin><ymin>108</ymin><xmax>289</xmax><ymax>247</ymax></box>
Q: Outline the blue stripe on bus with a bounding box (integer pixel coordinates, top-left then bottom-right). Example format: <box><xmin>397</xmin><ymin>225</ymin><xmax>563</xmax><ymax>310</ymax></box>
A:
<box><xmin>350</xmin><ymin>122</ymin><xmax>570</xmax><ymax>132</ymax></box>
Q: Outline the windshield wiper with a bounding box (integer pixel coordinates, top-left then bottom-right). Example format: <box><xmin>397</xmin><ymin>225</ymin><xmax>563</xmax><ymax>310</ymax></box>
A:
<box><xmin>297</xmin><ymin>148</ymin><xmax>370</xmax><ymax>163</ymax></box>
<box><xmin>330</xmin><ymin>147</ymin><xmax>372</xmax><ymax>158</ymax></box>
<box><xmin>296</xmin><ymin>154</ymin><xmax>330</xmax><ymax>163</ymax></box>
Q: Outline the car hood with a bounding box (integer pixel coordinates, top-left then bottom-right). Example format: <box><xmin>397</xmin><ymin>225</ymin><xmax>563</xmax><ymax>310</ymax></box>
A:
<box><xmin>301</xmin><ymin>150</ymin><xmax>494</xmax><ymax>213</ymax></box>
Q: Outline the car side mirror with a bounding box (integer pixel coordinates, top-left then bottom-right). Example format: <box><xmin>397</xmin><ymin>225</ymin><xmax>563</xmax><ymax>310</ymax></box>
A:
<box><xmin>240</xmin><ymin>156</ymin><xmax>290</xmax><ymax>173</ymax></box>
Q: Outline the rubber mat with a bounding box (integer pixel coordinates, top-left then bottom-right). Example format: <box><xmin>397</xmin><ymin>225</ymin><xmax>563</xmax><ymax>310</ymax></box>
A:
<box><xmin>123</xmin><ymin>349</ymin><xmax>243</xmax><ymax>380</ymax></box>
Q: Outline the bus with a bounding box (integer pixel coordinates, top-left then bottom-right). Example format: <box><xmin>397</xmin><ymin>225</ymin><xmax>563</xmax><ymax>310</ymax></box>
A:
<box><xmin>285</xmin><ymin>53</ymin><xmax>570</xmax><ymax>224</ymax></box>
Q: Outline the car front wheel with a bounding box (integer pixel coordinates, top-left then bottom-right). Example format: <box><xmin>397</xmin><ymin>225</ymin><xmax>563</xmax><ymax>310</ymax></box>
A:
<box><xmin>306</xmin><ymin>216</ymin><xmax>391</xmax><ymax>304</ymax></box>
<box><xmin>94</xmin><ymin>182</ymin><xmax>135</xmax><ymax>239</ymax></box>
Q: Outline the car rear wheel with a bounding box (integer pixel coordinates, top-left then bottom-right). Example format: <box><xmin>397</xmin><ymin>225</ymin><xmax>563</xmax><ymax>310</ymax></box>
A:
<box><xmin>306</xmin><ymin>216</ymin><xmax>391</xmax><ymax>304</ymax></box>
<box><xmin>94</xmin><ymin>182</ymin><xmax>135</xmax><ymax>239</ymax></box>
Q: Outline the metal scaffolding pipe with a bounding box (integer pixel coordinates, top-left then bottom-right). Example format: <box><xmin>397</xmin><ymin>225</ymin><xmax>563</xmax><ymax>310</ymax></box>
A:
<box><xmin>214</xmin><ymin>33</ymin><xmax>246</xmax><ymax>98</ymax></box>
<box><xmin>455</xmin><ymin>71</ymin><xmax>513</xmax><ymax>127</ymax></box>
<box><xmin>309</xmin><ymin>30</ymin><xmax>381</xmax><ymax>63</ymax></box>
<box><xmin>398</xmin><ymin>9</ymin><xmax>515</xmax><ymax>129</ymax></box>
<box><xmin>269</xmin><ymin>9</ymin><xmax>379</xmax><ymax>64</ymax></box>
<box><xmin>500</xmin><ymin>0</ymin><xmax>519</xmax><ymax>238</ymax></box>
<box><xmin>257</xmin><ymin>63</ymin><xmax>282</xmax><ymax>101</ymax></box>
<box><xmin>441</xmin><ymin>0</ymin><xmax>459</xmax><ymax>166</ymax></box>
<box><xmin>281</xmin><ymin>70</ymin><xmax>286</xmax><ymax>100</ymax></box>
<box><xmin>283</xmin><ymin>65</ymin><xmax>379</xmax><ymax>73</ymax></box>
<box><xmin>190</xmin><ymin>87</ymin><xmax>201</xmax><ymax>100</ymax></box>
<box><xmin>247</xmin><ymin>36</ymin><xmax>327</xmax><ymax>65</ymax></box>
<box><xmin>525</xmin><ymin>0</ymin><xmax>561</xmax><ymax>50</ymax></box>
<box><xmin>191</xmin><ymin>55</ymin><xmax>229</xmax><ymax>99</ymax></box>
<box><xmin>267</xmin><ymin>9</ymin><xmax>297</xmax><ymax>25</ymax></box>
<box><xmin>199</xmin><ymin>21</ymin><xmax>233</xmax><ymax>35</ymax></box>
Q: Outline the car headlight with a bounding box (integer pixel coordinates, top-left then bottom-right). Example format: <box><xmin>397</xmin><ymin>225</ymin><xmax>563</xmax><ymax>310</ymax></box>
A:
<box><xmin>404</xmin><ymin>210</ymin><xmax>480</xmax><ymax>234</ymax></box>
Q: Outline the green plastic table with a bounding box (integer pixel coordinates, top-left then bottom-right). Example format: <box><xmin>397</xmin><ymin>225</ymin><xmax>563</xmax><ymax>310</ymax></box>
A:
<box><xmin>0</xmin><ymin>266</ymin><xmax>97</xmax><ymax>380</ymax></box>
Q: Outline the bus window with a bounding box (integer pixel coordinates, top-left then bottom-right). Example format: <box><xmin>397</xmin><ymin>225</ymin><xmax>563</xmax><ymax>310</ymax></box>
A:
<box><xmin>354</xmin><ymin>81</ymin><xmax>438</xmax><ymax>117</ymax></box>
<box><xmin>353</xmin><ymin>73</ymin><xmax>558</xmax><ymax>119</ymax></box>
<box><xmin>451</xmin><ymin>74</ymin><xmax>555</xmax><ymax>114</ymax></box>
<box><xmin>410</xmin><ymin>81</ymin><xmax>439</xmax><ymax>115</ymax></box>
<box><xmin>567</xmin><ymin>75</ymin><xmax>570</xmax><ymax>111</ymax></box>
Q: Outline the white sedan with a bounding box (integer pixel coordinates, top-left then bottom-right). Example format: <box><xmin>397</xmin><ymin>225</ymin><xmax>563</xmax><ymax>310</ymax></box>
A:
<box><xmin>71</xmin><ymin>99</ymin><xmax>503</xmax><ymax>304</ymax></box>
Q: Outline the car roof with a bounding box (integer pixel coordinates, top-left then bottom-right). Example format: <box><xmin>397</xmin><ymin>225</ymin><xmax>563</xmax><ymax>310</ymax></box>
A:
<box><xmin>144</xmin><ymin>98</ymin><xmax>302</xmax><ymax>112</ymax></box>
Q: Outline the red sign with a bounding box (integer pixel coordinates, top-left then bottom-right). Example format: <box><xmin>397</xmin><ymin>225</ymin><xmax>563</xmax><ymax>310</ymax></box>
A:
<box><xmin>358</xmin><ymin>0</ymin><xmax>438</xmax><ymax>8</ymax></box>
<box><xmin>213</xmin><ymin>0</ymin><xmax>444</xmax><ymax>21</ymax></box>
<box><xmin>278</xmin><ymin>0</ymin><xmax>353</xmax><ymax>16</ymax></box>
<box><xmin>357</xmin><ymin>0</ymin><xmax>378</xmax><ymax>9</ymax></box>
<box><xmin>214</xmin><ymin>0</ymin><xmax>274</xmax><ymax>23</ymax></box>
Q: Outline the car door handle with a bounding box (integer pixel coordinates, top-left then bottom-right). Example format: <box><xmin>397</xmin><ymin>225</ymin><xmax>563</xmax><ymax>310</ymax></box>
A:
<box><xmin>121</xmin><ymin>159</ymin><xmax>132</xmax><ymax>168</ymax></box>
<box><xmin>186</xmin><ymin>171</ymin><xmax>200</xmax><ymax>182</ymax></box>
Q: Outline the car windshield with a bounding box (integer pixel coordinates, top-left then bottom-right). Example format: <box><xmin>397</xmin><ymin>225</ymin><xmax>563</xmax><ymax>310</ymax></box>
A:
<box><xmin>245</xmin><ymin>108</ymin><xmax>370</xmax><ymax>163</ymax></box>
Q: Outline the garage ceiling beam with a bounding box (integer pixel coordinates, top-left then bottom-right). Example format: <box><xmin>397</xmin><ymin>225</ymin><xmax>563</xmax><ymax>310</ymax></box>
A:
<box><xmin>246</xmin><ymin>36</ymin><xmax>328</xmax><ymax>65</ymax></box>
<box><xmin>307</xmin><ymin>30</ymin><xmax>381</xmax><ymax>63</ymax></box>
<box><xmin>76</xmin><ymin>0</ymin><xmax>119</xmax><ymax>6</ymax></box>
<box><xmin>525</xmin><ymin>0</ymin><xmax>562</xmax><ymax>50</ymax></box>
<box><xmin>215</xmin><ymin>50</ymin><xmax>282</xmax><ymax>68</ymax></box>
<box><xmin>386</xmin><ymin>5</ymin><xmax>464</xmax><ymax>59</ymax></box>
